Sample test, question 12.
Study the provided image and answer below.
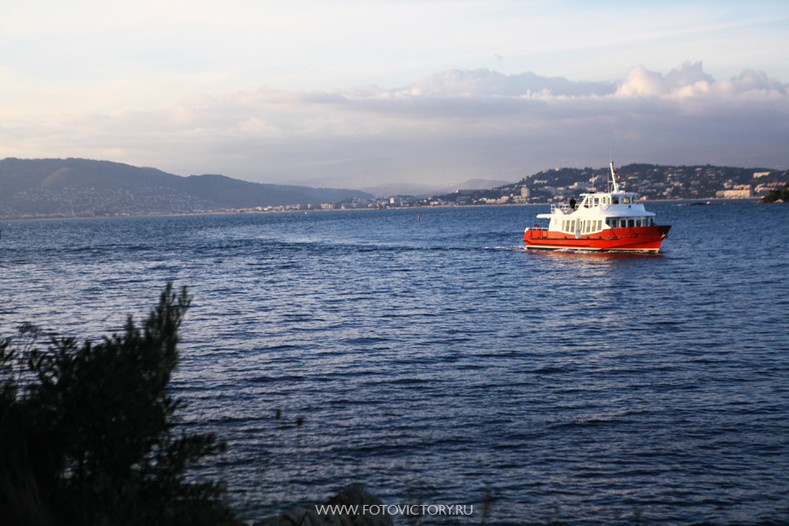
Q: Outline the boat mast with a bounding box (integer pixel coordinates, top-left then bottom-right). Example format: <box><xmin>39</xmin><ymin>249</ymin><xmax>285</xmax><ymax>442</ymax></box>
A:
<box><xmin>609</xmin><ymin>161</ymin><xmax>621</xmax><ymax>193</ymax></box>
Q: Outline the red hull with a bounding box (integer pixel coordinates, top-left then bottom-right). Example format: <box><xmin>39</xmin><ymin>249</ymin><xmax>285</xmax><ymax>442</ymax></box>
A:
<box><xmin>523</xmin><ymin>225</ymin><xmax>671</xmax><ymax>252</ymax></box>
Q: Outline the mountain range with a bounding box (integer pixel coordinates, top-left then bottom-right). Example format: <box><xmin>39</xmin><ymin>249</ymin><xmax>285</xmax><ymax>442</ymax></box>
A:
<box><xmin>0</xmin><ymin>158</ymin><xmax>372</xmax><ymax>218</ymax></box>
<box><xmin>3</xmin><ymin>157</ymin><xmax>785</xmax><ymax>219</ymax></box>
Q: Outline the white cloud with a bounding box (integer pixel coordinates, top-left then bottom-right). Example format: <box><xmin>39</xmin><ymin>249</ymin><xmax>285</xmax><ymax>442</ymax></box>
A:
<box><xmin>615</xmin><ymin>61</ymin><xmax>787</xmax><ymax>100</ymax></box>
<box><xmin>1</xmin><ymin>63</ymin><xmax>788</xmax><ymax>187</ymax></box>
<box><xmin>616</xmin><ymin>62</ymin><xmax>710</xmax><ymax>97</ymax></box>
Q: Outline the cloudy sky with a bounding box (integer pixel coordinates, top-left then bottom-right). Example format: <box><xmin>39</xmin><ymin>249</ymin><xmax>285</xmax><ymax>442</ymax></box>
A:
<box><xmin>2</xmin><ymin>0</ymin><xmax>788</xmax><ymax>191</ymax></box>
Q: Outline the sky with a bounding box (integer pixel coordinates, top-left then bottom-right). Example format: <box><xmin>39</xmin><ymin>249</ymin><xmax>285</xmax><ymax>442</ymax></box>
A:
<box><xmin>1</xmin><ymin>0</ymin><xmax>788</xmax><ymax>192</ymax></box>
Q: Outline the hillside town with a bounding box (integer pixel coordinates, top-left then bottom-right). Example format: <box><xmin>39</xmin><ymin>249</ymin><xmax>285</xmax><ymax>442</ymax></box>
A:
<box><xmin>326</xmin><ymin>164</ymin><xmax>789</xmax><ymax>211</ymax></box>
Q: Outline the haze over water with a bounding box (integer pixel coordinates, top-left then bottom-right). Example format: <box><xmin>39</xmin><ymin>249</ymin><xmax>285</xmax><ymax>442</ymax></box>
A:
<box><xmin>2</xmin><ymin>202</ymin><xmax>788</xmax><ymax>524</ymax></box>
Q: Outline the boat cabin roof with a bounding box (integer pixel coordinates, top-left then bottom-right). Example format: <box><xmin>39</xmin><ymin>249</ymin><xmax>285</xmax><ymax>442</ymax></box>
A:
<box><xmin>580</xmin><ymin>191</ymin><xmax>637</xmax><ymax>199</ymax></box>
<box><xmin>541</xmin><ymin>189</ymin><xmax>654</xmax><ymax>219</ymax></box>
<box><xmin>577</xmin><ymin>192</ymin><xmax>640</xmax><ymax>206</ymax></box>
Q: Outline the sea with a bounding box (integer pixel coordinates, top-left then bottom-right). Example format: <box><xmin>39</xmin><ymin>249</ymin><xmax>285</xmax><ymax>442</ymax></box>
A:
<box><xmin>1</xmin><ymin>202</ymin><xmax>788</xmax><ymax>525</ymax></box>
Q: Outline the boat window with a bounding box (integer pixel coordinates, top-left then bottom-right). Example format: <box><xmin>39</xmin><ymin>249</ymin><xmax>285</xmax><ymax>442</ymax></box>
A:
<box><xmin>612</xmin><ymin>196</ymin><xmax>619</xmax><ymax>204</ymax></box>
<box><xmin>622</xmin><ymin>196</ymin><xmax>631</xmax><ymax>204</ymax></box>
<box><xmin>596</xmin><ymin>220</ymin><xmax>602</xmax><ymax>231</ymax></box>
<box><xmin>628</xmin><ymin>219</ymin><xmax>635</xmax><ymax>227</ymax></box>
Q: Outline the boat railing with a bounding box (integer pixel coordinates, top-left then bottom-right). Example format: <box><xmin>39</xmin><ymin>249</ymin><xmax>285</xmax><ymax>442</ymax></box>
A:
<box><xmin>550</xmin><ymin>203</ymin><xmax>573</xmax><ymax>214</ymax></box>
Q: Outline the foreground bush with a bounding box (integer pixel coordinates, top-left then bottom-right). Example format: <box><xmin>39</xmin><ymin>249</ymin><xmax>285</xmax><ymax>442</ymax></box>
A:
<box><xmin>0</xmin><ymin>284</ymin><xmax>239</xmax><ymax>526</ymax></box>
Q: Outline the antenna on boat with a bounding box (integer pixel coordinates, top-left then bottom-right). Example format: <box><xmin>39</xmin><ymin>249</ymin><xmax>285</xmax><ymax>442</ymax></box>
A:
<box><xmin>610</xmin><ymin>161</ymin><xmax>621</xmax><ymax>193</ymax></box>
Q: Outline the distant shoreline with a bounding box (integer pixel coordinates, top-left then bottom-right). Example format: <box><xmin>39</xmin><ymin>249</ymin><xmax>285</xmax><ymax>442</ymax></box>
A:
<box><xmin>0</xmin><ymin>197</ymin><xmax>765</xmax><ymax>222</ymax></box>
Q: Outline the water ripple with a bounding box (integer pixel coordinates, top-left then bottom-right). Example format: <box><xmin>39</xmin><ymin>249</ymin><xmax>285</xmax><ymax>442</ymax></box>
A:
<box><xmin>1</xmin><ymin>205</ymin><xmax>788</xmax><ymax>524</ymax></box>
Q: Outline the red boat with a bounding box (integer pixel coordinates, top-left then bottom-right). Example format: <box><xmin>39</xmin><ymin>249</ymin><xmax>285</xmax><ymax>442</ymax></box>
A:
<box><xmin>523</xmin><ymin>162</ymin><xmax>671</xmax><ymax>253</ymax></box>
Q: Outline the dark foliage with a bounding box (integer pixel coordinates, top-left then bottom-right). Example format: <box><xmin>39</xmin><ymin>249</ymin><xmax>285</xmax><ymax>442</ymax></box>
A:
<box><xmin>759</xmin><ymin>183</ymin><xmax>789</xmax><ymax>203</ymax></box>
<box><xmin>0</xmin><ymin>284</ymin><xmax>239</xmax><ymax>526</ymax></box>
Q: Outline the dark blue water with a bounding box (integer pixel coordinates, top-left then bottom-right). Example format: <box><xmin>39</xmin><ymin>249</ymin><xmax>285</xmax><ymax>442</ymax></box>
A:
<box><xmin>2</xmin><ymin>203</ymin><xmax>788</xmax><ymax>525</ymax></box>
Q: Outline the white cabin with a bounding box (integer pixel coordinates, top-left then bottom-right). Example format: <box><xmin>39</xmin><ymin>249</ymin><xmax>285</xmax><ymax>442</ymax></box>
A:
<box><xmin>536</xmin><ymin>163</ymin><xmax>656</xmax><ymax>236</ymax></box>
